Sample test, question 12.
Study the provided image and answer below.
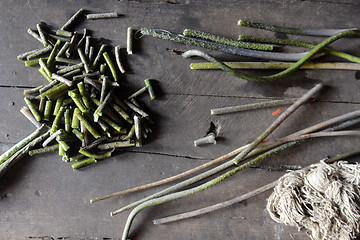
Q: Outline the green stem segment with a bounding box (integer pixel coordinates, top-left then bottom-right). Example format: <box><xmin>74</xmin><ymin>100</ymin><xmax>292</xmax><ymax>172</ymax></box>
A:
<box><xmin>182</xmin><ymin>29</ymin><xmax>358</xmax><ymax>82</ymax></box>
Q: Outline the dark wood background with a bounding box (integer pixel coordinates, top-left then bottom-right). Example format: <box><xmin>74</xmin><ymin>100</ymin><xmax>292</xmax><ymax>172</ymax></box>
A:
<box><xmin>0</xmin><ymin>0</ymin><xmax>359</xmax><ymax>239</ymax></box>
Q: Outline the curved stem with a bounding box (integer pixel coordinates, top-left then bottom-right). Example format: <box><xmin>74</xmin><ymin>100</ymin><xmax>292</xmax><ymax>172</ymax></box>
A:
<box><xmin>121</xmin><ymin>142</ymin><xmax>295</xmax><ymax>240</ymax></box>
<box><xmin>183</xmin><ymin>29</ymin><xmax>358</xmax><ymax>82</ymax></box>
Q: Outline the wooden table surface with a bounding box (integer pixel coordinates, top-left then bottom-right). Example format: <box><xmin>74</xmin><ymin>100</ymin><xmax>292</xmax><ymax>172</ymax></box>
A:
<box><xmin>1</xmin><ymin>0</ymin><xmax>360</xmax><ymax>239</ymax></box>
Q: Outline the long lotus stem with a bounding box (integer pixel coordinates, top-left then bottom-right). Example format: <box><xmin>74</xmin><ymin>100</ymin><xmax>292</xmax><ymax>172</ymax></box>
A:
<box><xmin>237</xmin><ymin>19</ymin><xmax>359</xmax><ymax>36</ymax></box>
<box><xmin>190</xmin><ymin>61</ymin><xmax>360</xmax><ymax>70</ymax></box>
<box><xmin>120</xmin><ymin>142</ymin><xmax>296</xmax><ymax>240</ymax></box>
<box><xmin>238</xmin><ymin>35</ymin><xmax>360</xmax><ymax>64</ymax></box>
<box><xmin>232</xmin><ymin>83</ymin><xmax>323</xmax><ymax>164</ymax></box>
<box><xmin>182</xmin><ymin>29</ymin><xmax>358</xmax><ymax>82</ymax></box>
<box><xmin>140</xmin><ymin>28</ymin><xmax>311</xmax><ymax>61</ymax></box>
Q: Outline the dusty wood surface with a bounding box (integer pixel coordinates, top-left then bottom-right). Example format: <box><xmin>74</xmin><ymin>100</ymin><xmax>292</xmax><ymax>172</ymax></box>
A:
<box><xmin>0</xmin><ymin>0</ymin><xmax>360</xmax><ymax>239</ymax></box>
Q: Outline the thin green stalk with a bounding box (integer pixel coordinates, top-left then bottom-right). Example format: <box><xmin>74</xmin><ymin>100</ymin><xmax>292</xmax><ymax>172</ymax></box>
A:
<box><xmin>43</xmin><ymin>100</ymin><xmax>53</xmax><ymax>121</ymax></box>
<box><xmin>142</xmin><ymin>28</ymin><xmax>312</xmax><ymax>61</ymax></box>
<box><xmin>71</xmin><ymin>108</ymin><xmax>81</xmax><ymax>129</ymax></box>
<box><xmin>103</xmin><ymin>52</ymin><xmax>118</xmax><ymax>81</ymax></box>
<box><xmin>47</xmin><ymin>40</ymin><xmax>61</xmax><ymax>67</ymax></box>
<box><xmin>56</xmin><ymin>63</ymin><xmax>84</xmax><ymax>75</ymax></box>
<box><xmin>51</xmin><ymin>106</ymin><xmax>66</xmax><ymax>134</ymax></box>
<box><xmin>144</xmin><ymin>79</ymin><xmax>156</xmax><ymax>100</ymax></box>
<box><xmin>182</xmin><ymin>29</ymin><xmax>358</xmax><ymax>82</ymax></box>
<box><xmin>98</xmin><ymin>141</ymin><xmax>135</xmax><ymax>150</ymax></box>
<box><xmin>72</xmin><ymin>157</ymin><xmax>97</xmax><ymax>170</ymax></box>
<box><xmin>183</xmin><ymin>29</ymin><xmax>273</xmax><ymax>51</ymax></box>
<box><xmin>232</xmin><ymin>83</ymin><xmax>323</xmax><ymax>164</ymax></box>
<box><xmin>36</xmin><ymin>23</ymin><xmax>49</xmax><ymax>46</ymax></box>
<box><xmin>23</xmin><ymin>85</ymin><xmax>44</xmax><ymax>96</ymax></box>
<box><xmin>39</xmin><ymin>58</ymin><xmax>52</xmax><ymax>77</ymax></box>
<box><xmin>0</xmin><ymin>124</ymin><xmax>48</xmax><ymax>164</ymax></box>
<box><xmin>92</xmin><ymin>44</ymin><xmax>107</xmax><ymax>70</ymax></box>
<box><xmin>56</xmin><ymin>41</ymin><xmax>70</xmax><ymax>58</ymax></box>
<box><xmin>86</xmin><ymin>12</ymin><xmax>119</xmax><ymax>19</ymax></box>
<box><xmin>190</xmin><ymin>61</ymin><xmax>360</xmax><ymax>70</ymax></box>
<box><xmin>61</xmin><ymin>8</ymin><xmax>84</xmax><ymax>30</ymax></box>
<box><xmin>27</xmin><ymin>29</ymin><xmax>44</xmax><ymax>45</ymax></box>
<box><xmin>56</xmin><ymin>29</ymin><xmax>73</xmax><ymax>37</ymax></box>
<box><xmin>238</xmin><ymin>35</ymin><xmax>360</xmax><ymax>64</ymax></box>
<box><xmin>29</xmin><ymin>144</ymin><xmax>59</xmax><ymax>156</ymax></box>
<box><xmin>127</xmin><ymin>27</ymin><xmax>133</xmax><ymax>55</ymax></box>
<box><xmin>26</xmin><ymin>45</ymin><xmax>52</xmax><ymax>60</ymax></box>
<box><xmin>211</xmin><ymin>98</ymin><xmax>299</xmax><ymax>115</ymax></box>
<box><xmin>237</xmin><ymin>19</ymin><xmax>359</xmax><ymax>36</ymax></box>
<box><xmin>41</xmin><ymin>83</ymin><xmax>69</xmax><ymax>101</ymax></box>
<box><xmin>77</xmin><ymin>48</ymin><xmax>91</xmax><ymax>73</ymax></box>
<box><xmin>120</xmin><ymin>142</ymin><xmax>295</xmax><ymax>240</ymax></box>
<box><xmin>0</xmin><ymin>127</ymin><xmax>50</xmax><ymax>178</ymax></box>
<box><xmin>68</xmin><ymin>90</ymin><xmax>87</xmax><ymax>112</ymax></box>
<box><xmin>24</xmin><ymin>97</ymin><xmax>41</xmax><ymax>122</ymax></box>
<box><xmin>75</xmin><ymin>111</ymin><xmax>102</xmax><ymax>139</ymax></box>
<box><xmin>79</xmin><ymin>148</ymin><xmax>112</xmax><ymax>159</ymax></box>
<box><xmin>20</xmin><ymin>107</ymin><xmax>42</xmax><ymax>128</ymax></box>
<box><xmin>115</xmin><ymin>46</ymin><xmax>126</xmax><ymax>74</ymax></box>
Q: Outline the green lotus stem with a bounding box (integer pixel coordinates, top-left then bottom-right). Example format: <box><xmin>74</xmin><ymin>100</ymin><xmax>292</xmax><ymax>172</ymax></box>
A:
<box><xmin>124</xmin><ymin>100</ymin><xmax>149</xmax><ymax>118</ymax></box>
<box><xmin>56</xmin><ymin>137</ymin><xmax>70</xmax><ymax>152</ymax></box>
<box><xmin>0</xmin><ymin>126</ymin><xmax>50</xmax><ymax>178</ymax></box>
<box><xmin>183</xmin><ymin>29</ymin><xmax>358</xmax><ymax>82</ymax></box>
<box><xmin>0</xmin><ymin>124</ymin><xmax>48</xmax><ymax>164</ymax></box>
<box><xmin>211</xmin><ymin>98</ymin><xmax>299</xmax><ymax>115</ymax></box>
<box><xmin>128</xmin><ymin>86</ymin><xmax>148</xmax><ymax>99</ymax></box>
<box><xmin>120</xmin><ymin>141</ymin><xmax>295</xmax><ymax>240</ymax></box>
<box><xmin>79</xmin><ymin>148</ymin><xmax>112</xmax><ymax>159</ymax></box>
<box><xmin>38</xmin><ymin>97</ymin><xmax>46</xmax><ymax>114</ymax></box>
<box><xmin>76</xmin><ymin>29</ymin><xmax>87</xmax><ymax>49</ymax></box>
<box><xmin>71</xmin><ymin>157</ymin><xmax>97</xmax><ymax>170</ymax></box>
<box><xmin>24</xmin><ymin>58</ymin><xmax>43</xmax><ymax>67</ymax></box>
<box><xmin>25</xmin><ymin>45</ymin><xmax>52</xmax><ymax>60</ymax></box>
<box><xmin>24</xmin><ymin>97</ymin><xmax>41</xmax><ymax>122</ymax></box>
<box><xmin>23</xmin><ymin>85</ymin><xmax>43</xmax><ymax>95</ymax></box>
<box><xmin>63</xmin><ymin>68</ymin><xmax>82</xmax><ymax>78</ymax></box>
<box><xmin>92</xmin><ymin>44</ymin><xmax>107</xmax><ymax>70</ymax></box>
<box><xmin>98</xmin><ymin>141</ymin><xmax>134</xmax><ymax>150</ymax></box>
<box><xmin>40</xmin><ymin>81</ymin><xmax>59</xmax><ymax>95</ymax></box>
<box><xmin>100</xmin><ymin>76</ymin><xmax>109</xmax><ymax>102</ymax></box>
<box><xmin>41</xmin><ymin>83</ymin><xmax>69</xmax><ymax>101</ymax></box>
<box><xmin>43</xmin><ymin>100</ymin><xmax>53</xmax><ymax>121</ymax></box>
<box><xmin>91</xmin><ymin>98</ymin><xmax>122</xmax><ymax>123</ymax></box>
<box><xmin>190</xmin><ymin>61</ymin><xmax>360</xmax><ymax>70</ymax></box>
<box><xmin>29</xmin><ymin>144</ymin><xmax>59</xmax><ymax>156</ymax></box>
<box><xmin>102</xmin><ymin>52</ymin><xmax>118</xmax><ymax>81</ymax></box>
<box><xmin>71</xmin><ymin>108</ymin><xmax>80</xmax><ymax>129</ymax></box>
<box><xmin>61</xmin><ymin>8</ymin><xmax>84</xmax><ymax>30</ymax></box>
<box><xmin>27</xmin><ymin>28</ymin><xmax>44</xmax><ymax>44</ymax></box>
<box><xmin>58</xmin><ymin>144</ymin><xmax>66</xmax><ymax>156</ymax></box>
<box><xmin>36</xmin><ymin>23</ymin><xmax>49</xmax><ymax>46</ymax></box>
<box><xmin>115</xmin><ymin>46</ymin><xmax>126</xmax><ymax>74</ymax></box>
<box><xmin>51</xmin><ymin>106</ymin><xmax>66</xmax><ymax>134</ymax></box>
<box><xmin>68</xmin><ymin>90</ymin><xmax>87</xmax><ymax>112</ymax></box>
<box><xmin>42</xmin><ymin>129</ymin><xmax>62</xmax><ymax>147</ymax></box>
<box><xmin>94</xmin><ymin>90</ymin><xmax>113</xmax><ymax>122</ymax></box>
<box><xmin>53</xmin><ymin>95</ymin><xmax>64</xmax><ymax>116</ymax></box>
<box><xmin>39</xmin><ymin>58</ymin><xmax>52</xmax><ymax>77</ymax></box>
<box><xmin>76</xmin><ymin>48</ymin><xmax>90</xmax><ymax>73</ymax></box>
<box><xmin>89</xmin><ymin>46</ymin><xmax>95</xmax><ymax>63</ymax></box>
<box><xmin>64</xmin><ymin>108</ymin><xmax>71</xmax><ymax>133</ymax></box>
<box><xmin>183</xmin><ymin>29</ymin><xmax>273</xmax><ymax>51</ymax></box>
<box><xmin>84</xmin><ymin>36</ymin><xmax>91</xmax><ymax>55</ymax></box>
<box><xmin>127</xmin><ymin>27</ymin><xmax>133</xmax><ymax>55</ymax></box>
<box><xmin>56</xmin><ymin>63</ymin><xmax>84</xmax><ymax>75</ymax></box>
<box><xmin>72</xmin><ymin>128</ymin><xmax>84</xmax><ymax>140</ymax></box>
<box><xmin>144</xmin><ymin>78</ymin><xmax>156</xmax><ymax>100</ymax></box>
<box><xmin>66</xmin><ymin>33</ymin><xmax>78</xmax><ymax>58</ymax></box>
<box><xmin>232</xmin><ymin>83</ymin><xmax>323</xmax><ymax>164</ymax></box>
<box><xmin>237</xmin><ymin>19</ymin><xmax>359</xmax><ymax>36</ymax></box>
<box><xmin>47</xmin><ymin>40</ymin><xmax>61</xmax><ymax>67</ymax></box>
<box><xmin>38</xmin><ymin>68</ymin><xmax>53</xmax><ymax>82</ymax></box>
<box><xmin>45</xmin><ymin>33</ymin><xmax>71</xmax><ymax>42</ymax></box>
<box><xmin>77</xmin><ymin>82</ymin><xmax>92</xmax><ymax>110</ymax></box>
<box><xmin>86</xmin><ymin>12</ymin><xmax>119</xmax><ymax>19</ymax></box>
<box><xmin>109</xmin><ymin>102</ymin><xmax>131</xmax><ymax>124</ymax></box>
<box><xmin>238</xmin><ymin>35</ymin><xmax>360</xmax><ymax>64</ymax></box>
<box><xmin>51</xmin><ymin>73</ymin><xmax>73</xmax><ymax>86</ymax></box>
<box><xmin>56</xmin><ymin>41</ymin><xmax>70</xmax><ymax>58</ymax></box>
<box><xmin>56</xmin><ymin>29</ymin><xmax>73</xmax><ymax>37</ymax></box>
<box><xmin>134</xmin><ymin>115</ymin><xmax>142</xmax><ymax>147</ymax></box>
<box><xmin>101</xmin><ymin>115</ymin><xmax>123</xmax><ymax>132</ymax></box>
<box><xmin>140</xmin><ymin>28</ymin><xmax>310</xmax><ymax>61</ymax></box>
<box><xmin>75</xmin><ymin>111</ymin><xmax>101</xmax><ymax>139</ymax></box>
<box><xmin>20</xmin><ymin>107</ymin><xmax>42</xmax><ymax>128</ymax></box>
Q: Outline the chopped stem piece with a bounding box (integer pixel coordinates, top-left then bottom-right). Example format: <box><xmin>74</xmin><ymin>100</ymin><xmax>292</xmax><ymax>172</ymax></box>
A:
<box><xmin>29</xmin><ymin>144</ymin><xmax>60</xmax><ymax>156</ymax></box>
<box><xmin>77</xmin><ymin>48</ymin><xmax>91</xmax><ymax>73</ymax></box>
<box><xmin>103</xmin><ymin>52</ymin><xmax>118</xmax><ymax>81</ymax></box>
<box><xmin>36</xmin><ymin>23</ymin><xmax>49</xmax><ymax>46</ymax></box>
<box><xmin>127</xmin><ymin>27</ymin><xmax>133</xmax><ymax>55</ymax></box>
<box><xmin>86</xmin><ymin>12</ymin><xmax>119</xmax><ymax>19</ymax></box>
<box><xmin>144</xmin><ymin>78</ymin><xmax>156</xmax><ymax>100</ymax></box>
<box><xmin>51</xmin><ymin>73</ymin><xmax>73</xmax><ymax>86</ymax></box>
<box><xmin>98</xmin><ymin>141</ymin><xmax>135</xmax><ymax>150</ymax></box>
<box><xmin>26</xmin><ymin>45</ymin><xmax>52</xmax><ymax>60</ymax></box>
<box><xmin>79</xmin><ymin>148</ymin><xmax>112</xmax><ymax>159</ymax></box>
<box><xmin>24</xmin><ymin>97</ymin><xmax>41</xmax><ymax>122</ymax></box>
<box><xmin>72</xmin><ymin>157</ymin><xmax>97</xmax><ymax>170</ymax></box>
<box><xmin>194</xmin><ymin>133</ymin><xmax>216</xmax><ymax>146</ymax></box>
<box><xmin>20</xmin><ymin>107</ymin><xmax>42</xmax><ymax>128</ymax></box>
<box><xmin>92</xmin><ymin>44</ymin><xmax>107</xmax><ymax>70</ymax></box>
<box><xmin>56</xmin><ymin>63</ymin><xmax>84</xmax><ymax>75</ymax></box>
<box><xmin>61</xmin><ymin>8</ymin><xmax>84</xmax><ymax>30</ymax></box>
<box><xmin>75</xmin><ymin>111</ymin><xmax>101</xmax><ymax>139</ymax></box>
<box><xmin>115</xmin><ymin>46</ymin><xmax>126</xmax><ymax>74</ymax></box>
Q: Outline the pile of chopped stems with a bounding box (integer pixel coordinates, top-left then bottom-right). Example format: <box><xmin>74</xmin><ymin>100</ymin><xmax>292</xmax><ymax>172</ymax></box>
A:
<box><xmin>87</xmin><ymin>83</ymin><xmax>360</xmax><ymax>239</ymax></box>
<box><xmin>140</xmin><ymin>21</ymin><xmax>360</xmax><ymax>81</ymax></box>
<box><xmin>4</xmin><ymin>9</ymin><xmax>156</xmax><ymax>172</ymax></box>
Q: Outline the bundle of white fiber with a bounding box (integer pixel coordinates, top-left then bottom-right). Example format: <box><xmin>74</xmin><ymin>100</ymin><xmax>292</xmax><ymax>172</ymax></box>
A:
<box><xmin>267</xmin><ymin>161</ymin><xmax>360</xmax><ymax>240</ymax></box>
